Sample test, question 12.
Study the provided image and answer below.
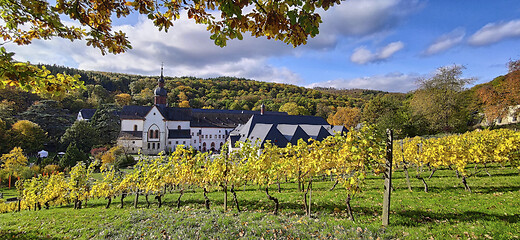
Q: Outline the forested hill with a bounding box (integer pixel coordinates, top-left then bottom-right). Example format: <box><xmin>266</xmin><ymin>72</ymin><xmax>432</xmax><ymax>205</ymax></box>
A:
<box><xmin>39</xmin><ymin>64</ymin><xmax>399</xmax><ymax>118</ymax></box>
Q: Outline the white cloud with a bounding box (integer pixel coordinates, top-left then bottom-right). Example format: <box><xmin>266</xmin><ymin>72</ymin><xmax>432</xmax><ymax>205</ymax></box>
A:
<box><xmin>319</xmin><ymin>0</ymin><xmax>423</xmax><ymax>37</ymax></box>
<box><xmin>423</xmin><ymin>28</ymin><xmax>465</xmax><ymax>56</ymax></box>
<box><xmin>307</xmin><ymin>72</ymin><xmax>419</xmax><ymax>93</ymax></box>
<box><xmin>350</xmin><ymin>41</ymin><xmax>404</xmax><ymax>64</ymax></box>
<box><xmin>468</xmin><ymin>19</ymin><xmax>520</xmax><ymax>46</ymax></box>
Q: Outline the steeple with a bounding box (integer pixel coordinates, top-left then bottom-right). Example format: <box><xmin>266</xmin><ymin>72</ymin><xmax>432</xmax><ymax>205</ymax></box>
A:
<box><xmin>158</xmin><ymin>63</ymin><xmax>165</xmax><ymax>84</ymax></box>
<box><xmin>154</xmin><ymin>63</ymin><xmax>167</xmax><ymax>106</ymax></box>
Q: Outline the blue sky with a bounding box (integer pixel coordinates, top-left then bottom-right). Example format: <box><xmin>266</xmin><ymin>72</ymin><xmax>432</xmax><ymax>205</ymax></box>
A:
<box><xmin>7</xmin><ymin>0</ymin><xmax>520</xmax><ymax>92</ymax></box>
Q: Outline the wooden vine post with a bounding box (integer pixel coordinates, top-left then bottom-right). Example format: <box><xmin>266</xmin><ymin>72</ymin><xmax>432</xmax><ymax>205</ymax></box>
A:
<box><xmin>382</xmin><ymin>129</ymin><xmax>393</xmax><ymax>226</ymax></box>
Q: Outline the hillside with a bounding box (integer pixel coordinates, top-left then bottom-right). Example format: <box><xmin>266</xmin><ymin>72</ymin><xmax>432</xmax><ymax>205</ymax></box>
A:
<box><xmin>40</xmin><ymin>64</ymin><xmax>401</xmax><ymax>117</ymax></box>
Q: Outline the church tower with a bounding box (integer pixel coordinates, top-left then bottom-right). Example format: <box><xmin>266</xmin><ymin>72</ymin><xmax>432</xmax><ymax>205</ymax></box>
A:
<box><xmin>154</xmin><ymin>65</ymin><xmax>167</xmax><ymax>107</ymax></box>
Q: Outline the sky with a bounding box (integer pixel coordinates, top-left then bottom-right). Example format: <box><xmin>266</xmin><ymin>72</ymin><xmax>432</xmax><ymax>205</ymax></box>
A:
<box><xmin>6</xmin><ymin>0</ymin><xmax>520</xmax><ymax>93</ymax></box>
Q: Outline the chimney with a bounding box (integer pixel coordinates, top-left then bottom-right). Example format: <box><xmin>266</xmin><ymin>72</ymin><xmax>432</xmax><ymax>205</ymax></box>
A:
<box><xmin>260</xmin><ymin>103</ymin><xmax>265</xmax><ymax>115</ymax></box>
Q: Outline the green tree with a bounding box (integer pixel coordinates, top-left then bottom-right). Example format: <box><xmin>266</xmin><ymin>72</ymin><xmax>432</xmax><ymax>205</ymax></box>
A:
<box><xmin>362</xmin><ymin>95</ymin><xmax>416</xmax><ymax>138</ymax></box>
<box><xmin>89</xmin><ymin>104</ymin><xmax>121</xmax><ymax>146</ymax></box>
<box><xmin>60</xmin><ymin>120</ymin><xmax>98</xmax><ymax>153</ymax></box>
<box><xmin>11</xmin><ymin>120</ymin><xmax>47</xmax><ymax>154</ymax></box>
<box><xmin>20</xmin><ymin>100</ymin><xmax>74</xmax><ymax>147</ymax></box>
<box><xmin>0</xmin><ymin>119</ymin><xmax>14</xmax><ymax>154</ymax></box>
<box><xmin>410</xmin><ymin>65</ymin><xmax>474</xmax><ymax>133</ymax></box>
<box><xmin>60</xmin><ymin>144</ymin><xmax>88</xmax><ymax>169</ymax></box>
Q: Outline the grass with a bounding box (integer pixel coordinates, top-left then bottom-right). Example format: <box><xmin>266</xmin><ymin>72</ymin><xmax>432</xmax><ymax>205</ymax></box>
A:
<box><xmin>0</xmin><ymin>164</ymin><xmax>519</xmax><ymax>239</ymax></box>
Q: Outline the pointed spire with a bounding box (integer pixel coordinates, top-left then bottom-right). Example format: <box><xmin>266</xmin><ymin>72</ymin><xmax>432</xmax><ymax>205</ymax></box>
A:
<box><xmin>159</xmin><ymin>62</ymin><xmax>165</xmax><ymax>83</ymax></box>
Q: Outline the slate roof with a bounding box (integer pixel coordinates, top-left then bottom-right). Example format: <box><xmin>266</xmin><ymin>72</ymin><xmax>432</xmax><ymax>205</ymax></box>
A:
<box><xmin>78</xmin><ymin>109</ymin><xmax>97</xmax><ymax>120</ymax></box>
<box><xmin>120</xmin><ymin>106</ymin><xmax>152</xmax><ymax>119</ymax></box>
<box><xmin>168</xmin><ymin>129</ymin><xmax>191</xmax><ymax>139</ymax></box>
<box><xmin>229</xmin><ymin>114</ymin><xmax>347</xmax><ymax>148</ymax></box>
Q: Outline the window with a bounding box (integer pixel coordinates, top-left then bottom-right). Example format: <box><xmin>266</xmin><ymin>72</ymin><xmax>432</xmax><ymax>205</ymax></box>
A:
<box><xmin>155</xmin><ymin>130</ymin><xmax>159</xmax><ymax>138</ymax></box>
<box><xmin>201</xmin><ymin>135</ymin><xmax>204</xmax><ymax>139</ymax></box>
<box><xmin>209</xmin><ymin>135</ymin><xmax>212</xmax><ymax>139</ymax></box>
<box><xmin>149</xmin><ymin>130</ymin><xmax>153</xmax><ymax>138</ymax></box>
<box><xmin>183</xmin><ymin>141</ymin><xmax>186</xmax><ymax>144</ymax></box>
<box><xmin>203</xmin><ymin>142</ymin><xmax>207</xmax><ymax>152</ymax></box>
<box><xmin>219</xmin><ymin>130</ymin><xmax>221</xmax><ymax>133</ymax></box>
<box><xmin>148</xmin><ymin>143</ymin><xmax>150</xmax><ymax>149</ymax></box>
<box><xmin>191</xmin><ymin>132</ymin><xmax>194</xmax><ymax>136</ymax></box>
<box><xmin>168</xmin><ymin>141</ymin><xmax>171</xmax><ymax>145</ymax></box>
<box><xmin>134</xmin><ymin>125</ymin><xmax>138</xmax><ymax>131</ymax></box>
<box><xmin>132</xmin><ymin>141</ymin><xmax>135</xmax><ymax>144</ymax></box>
<box><xmin>176</xmin><ymin>141</ymin><xmax>179</xmax><ymax>144</ymax></box>
<box><xmin>194</xmin><ymin>140</ymin><xmax>197</xmax><ymax>143</ymax></box>
<box><xmin>158</xmin><ymin>143</ymin><xmax>160</xmax><ymax>149</ymax></box>
<box><xmin>220</xmin><ymin>142</ymin><xmax>223</xmax><ymax>149</ymax></box>
<box><xmin>178</xmin><ymin>125</ymin><xmax>181</xmax><ymax>130</ymax></box>
<box><xmin>152</xmin><ymin>143</ymin><xmax>155</xmax><ymax>149</ymax></box>
<box><xmin>132</xmin><ymin>147</ymin><xmax>135</xmax><ymax>151</ymax></box>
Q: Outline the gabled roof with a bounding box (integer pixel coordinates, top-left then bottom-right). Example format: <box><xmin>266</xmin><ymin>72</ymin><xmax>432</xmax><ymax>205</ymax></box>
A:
<box><xmin>329</xmin><ymin>125</ymin><xmax>348</xmax><ymax>135</ymax></box>
<box><xmin>229</xmin><ymin>114</ymin><xmax>340</xmax><ymax>148</ymax></box>
<box><xmin>120</xmin><ymin>106</ymin><xmax>152</xmax><ymax>119</ymax></box>
<box><xmin>277</xmin><ymin>124</ymin><xmax>311</xmax><ymax>144</ymax></box>
<box><xmin>299</xmin><ymin>125</ymin><xmax>330</xmax><ymax>141</ymax></box>
<box><xmin>78</xmin><ymin>109</ymin><xmax>97</xmax><ymax>120</ymax></box>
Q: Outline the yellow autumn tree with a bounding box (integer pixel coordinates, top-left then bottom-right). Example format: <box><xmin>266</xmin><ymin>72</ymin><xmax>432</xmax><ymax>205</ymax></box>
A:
<box><xmin>327</xmin><ymin>107</ymin><xmax>361</xmax><ymax>129</ymax></box>
<box><xmin>115</xmin><ymin>93</ymin><xmax>132</xmax><ymax>106</ymax></box>
<box><xmin>0</xmin><ymin>147</ymin><xmax>28</xmax><ymax>177</ymax></box>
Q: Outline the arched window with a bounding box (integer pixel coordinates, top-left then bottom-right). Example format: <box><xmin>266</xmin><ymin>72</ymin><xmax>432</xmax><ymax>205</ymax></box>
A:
<box><xmin>202</xmin><ymin>142</ymin><xmax>207</xmax><ymax>152</ymax></box>
<box><xmin>134</xmin><ymin>125</ymin><xmax>138</xmax><ymax>131</ymax></box>
<box><xmin>211</xmin><ymin>142</ymin><xmax>215</xmax><ymax>148</ymax></box>
<box><xmin>219</xmin><ymin>142</ymin><xmax>223</xmax><ymax>149</ymax></box>
<box><xmin>149</xmin><ymin>130</ymin><xmax>154</xmax><ymax>139</ymax></box>
<box><xmin>178</xmin><ymin>125</ymin><xmax>181</xmax><ymax>130</ymax></box>
<box><xmin>155</xmin><ymin>130</ymin><xmax>159</xmax><ymax>139</ymax></box>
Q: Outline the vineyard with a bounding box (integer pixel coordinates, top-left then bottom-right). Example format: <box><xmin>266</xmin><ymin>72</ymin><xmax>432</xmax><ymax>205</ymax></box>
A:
<box><xmin>1</xmin><ymin>127</ymin><xmax>520</xmax><ymax>238</ymax></box>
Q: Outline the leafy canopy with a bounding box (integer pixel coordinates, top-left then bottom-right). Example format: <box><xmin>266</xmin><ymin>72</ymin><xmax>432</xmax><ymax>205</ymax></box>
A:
<box><xmin>1</xmin><ymin>0</ymin><xmax>340</xmax><ymax>96</ymax></box>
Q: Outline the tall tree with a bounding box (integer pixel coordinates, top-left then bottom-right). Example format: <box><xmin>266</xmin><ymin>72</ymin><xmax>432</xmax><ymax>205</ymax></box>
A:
<box><xmin>410</xmin><ymin>65</ymin><xmax>474</xmax><ymax>133</ymax></box>
<box><xmin>327</xmin><ymin>107</ymin><xmax>361</xmax><ymax>130</ymax></box>
<box><xmin>89</xmin><ymin>104</ymin><xmax>121</xmax><ymax>146</ymax></box>
<box><xmin>0</xmin><ymin>147</ymin><xmax>28</xmax><ymax>177</ymax></box>
<box><xmin>60</xmin><ymin>144</ymin><xmax>88</xmax><ymax>169</ymax></box>
<box><xmin>20</xmin><ymin>100</ymin><xmax>74</xmax><ymax>148</ymax></box>
<box><xmin>11</xmin><ymin>120</ymin><xmax>47</xmax><ymax>154</ymax></box>
<box><xmin>60</xmin><ymin>120</ymin><xmax>98</xmax><ymax>153</ymax></box>
<box><xmin>476</xmin><ymin>59</ymin><xmax>520</xmax><ymax>123</ymax></box>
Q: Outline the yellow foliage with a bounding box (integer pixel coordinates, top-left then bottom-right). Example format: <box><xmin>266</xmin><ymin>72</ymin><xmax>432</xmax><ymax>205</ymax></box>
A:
<box><xmin>0</xmin><ymin>147</ymin><xmax>28</xmax><ymax>176</ymax></box>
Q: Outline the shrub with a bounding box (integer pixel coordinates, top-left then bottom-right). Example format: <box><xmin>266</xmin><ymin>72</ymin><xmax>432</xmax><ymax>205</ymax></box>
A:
<box><xmin>43</xmin><ymin>164</ymin><xmax>61</xmax><ymax>175</ymax></box>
